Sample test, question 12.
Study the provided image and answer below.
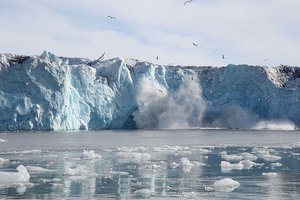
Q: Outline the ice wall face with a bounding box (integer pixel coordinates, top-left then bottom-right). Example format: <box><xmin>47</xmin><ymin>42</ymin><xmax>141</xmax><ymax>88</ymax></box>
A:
<box><xmin>199</xmin><ymin>65</ymin><xmax>300</xmax><ymax>128</ymax></box>
<box><xmin>0</xmin><ymin>52</ymin><xmax>300</xmax><ymax>131</ymax></box>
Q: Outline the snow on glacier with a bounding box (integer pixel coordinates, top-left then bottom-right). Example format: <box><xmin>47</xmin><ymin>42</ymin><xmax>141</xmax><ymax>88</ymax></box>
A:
<box><xmin>1</xmin><ymin>51</ymin><xmax>300</xmax><ymax>131</ymax></box>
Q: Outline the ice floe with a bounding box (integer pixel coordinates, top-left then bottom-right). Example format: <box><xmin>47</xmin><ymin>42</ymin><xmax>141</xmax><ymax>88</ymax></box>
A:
<box><xmin>221</xmin><ymin>161</ymin><xmax>244</xmax><ymax>171</ymax></box>
<box><xmin>83</xmin><ymin>150</ymin><xmax>101</xmax><ymax>159</ymax></box>
<box><xmin>0</xmin><ymin>138</ymin><xmax>7</xmax><ymax>143</ymax></box>
<box><xmin>204</xmin><ymin>186</ymin><xmax>215</xmax><ymax>192</ymax></box>
<box><xmin>260</xmin><ymin>154</ymin><xmax>281</xmax><ymax>162</ymax></box>
<box><xmin>262</xmin><ymin>172</ymin><xmax>278</xmax><ymax>177</ymax></box>
<box><xmin>213</xmin><ymin>178</ymin><xmax>240</xmax><ymax>192</ymax></box>
<box><xmin>271</xmin><ymin>162</ymin><xmax>282</xmax><ymax>167</ymax></box>
<box><xmin>0</xmin><ymin>165</ymin><xmax>30</xmax><ymax>185</ymax></box>
<box><xmin>221</xmin><ymin>160</ymin><xmax>261</xmax><ymax>171</ymax></box>
<box><xmin>170</xmin><ymin>161</ymin><xmax>180</xmax><ymax>169</ymax></box>
<box><xmin>181</xmin><ymin>191</ymin><xmax>198</xmax><ymax>198</ymax></box>
<box><xmin>25</xmin><ymin>166</ymin><xmax>56</xmax><ymax>173</ymax></box>
<box><xmin>180</xmin><ymin>157</ymin><xmax>195</xmax><ymax>173</ymax></box>
<box><xmin>63</xmin><ymin>165</ymin><xmax>96</xmax><ymax>177</ymax></box>
<box><xmin>0</xmin><ymin>157</ymin><xmax>9</xmax><ymax>164</ymax></box>
<box><xmin>220</xmin><ymin>152</ymin><xmax>243</xmax><ymax>161</ymax></box>
<box><xmin>134</xmin><ymin>189</ymin><xmax>152</xmax><ymax>198</ymax></box>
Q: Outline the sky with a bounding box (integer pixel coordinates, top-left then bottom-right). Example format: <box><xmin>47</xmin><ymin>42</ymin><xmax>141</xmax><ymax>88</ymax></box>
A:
<box><xmin>0</xmin><ymin>0</ymin><xmax>300</xmax><ymax>67</ymax></box>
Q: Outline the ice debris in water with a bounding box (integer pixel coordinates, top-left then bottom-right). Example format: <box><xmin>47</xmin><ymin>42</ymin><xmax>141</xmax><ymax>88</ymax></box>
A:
<box><xmin>0</xmin><ymin>165</ymin><xmax>30</xmax><ymax>184</ymax></box>
<box><xmin>239</xmin><ymin>152</ymin><xmax>258</xmax><ymax>161</ymax></box>
<box><xmin>109</xmin><ymin>169</ymin><xmax>129</xmax><ymax>176</ymax></box>
<box><xmin>83</xmin><ymin>150</ymin><xmax>101</xmax><ymax>159</ymax></box>
<box><xmin>251</xmin><ymin>147</ymin><xmax>281</xmax><ymax>162</ymax></box>
<box><xmin>220</xmin><ymin>152</ymin><xmax>243</xmax><ymax>161</ymax></box>
<box><xmin>204</xmin><ymin>186</ymin><xmax>215</xmax><ymax>192</ymax></box>
<box><xmin>116</xmin><ymin>152</ymin><xmax>151</xmax><ymax>164</ymax></box>
<box><xmin>213</xmin><ymin>178</ymin><xmax>240</xmax><ymax>192</ymax></box>
<box><xmin>170</xmin><ymin>161</ymin><xmax>180</xmax><ymax>169</ymax></box>
<box><xmin>221</xmin><ymin>151</ymin><xmax>258</xmax><ymax>162</ymax></box>
<box><xmin>221</xmin><ymin>161</ymin><xmax>244</xmax><ymax>171</ymax></box>
<box><xmin>25</xmin><ymin>166</ymin><xmax>55</xmax><ymax>173</ymax></box>
<box><xmin>271</xmin><ymin>162</ymin><xmax>282</xmax><ymax>167</ymax></box>
<box><xmin>180</xmin><ymin>157</ymin><xmax>195</xmax><ymax>173</ymax></box>
<box><xmin>262</xmin><ymin>172</ymin><xmax>278</xmax><ymax>177</ymax></box>
<box><xmin>181</xmin><ymin>191</ymin><xmax>198</xmax><ymax>199</ymax></box>
<box><xmin>221</xmin><ymin>160</ymin><xmax>261</xmax><ymax>171</ymax></box>
<box><xmin>260</xmin><ymin>154</ymin><xmax>281</xmax><ymax>162</ymax></box>
<box><xmin>134</xmin><ymin>189</ymin><xmax>152</xmax><ymax>198</ymax></box>
<box><xmin>0</xmin><ymin>157</ymin><xmax>9</xmax><ymax>164</ymax></box>
<box><xmin>63</xmin><ymin>165</ymin><xmax>95</xmax><ymax>177</ymax></box>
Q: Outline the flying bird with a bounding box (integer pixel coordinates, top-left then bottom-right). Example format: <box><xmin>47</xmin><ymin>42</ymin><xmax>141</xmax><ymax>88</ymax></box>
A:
<box><xmin>222</xmin><ymin>54</ymin><xmax>225</xmax><ymax>59</ymax></box>
<box><xmin>107</xmin><ymin>16</ymin><xmax>116</xmax><ymax>20</ymax></box>
<box><xmin>156</xmin><ymin>56</ymin><xmax>159</xmax><ymax>60</ymax></box>
<box><xmin>98</xmin><ymin>52</ymin><xmax>105</xmax><ymax>60</ymax></box>
<box><xmin>264</xmin><ymin>58</ymin><xmax>268</xmax><ymax>62</ymax></box>
<box><xmin>155</xmin><ymin>89</ymin><xmax>163</xmax><ymax>93</ymax></box>
<box><xmin>184</xmin><ymin>0</ymin><xmax>194</xmax><ymax>5</ymax></box>
<box><xmin>192</xmin><ymin>43</ymin><xmax>198</xmax><ymax>47</ymax></box>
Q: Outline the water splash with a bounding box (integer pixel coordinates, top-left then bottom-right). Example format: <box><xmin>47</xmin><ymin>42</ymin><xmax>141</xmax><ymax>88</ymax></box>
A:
<box><xmin>252</xmin><ymin>120</ymin><xmax>296</xmax><ymax>130</ymax></box>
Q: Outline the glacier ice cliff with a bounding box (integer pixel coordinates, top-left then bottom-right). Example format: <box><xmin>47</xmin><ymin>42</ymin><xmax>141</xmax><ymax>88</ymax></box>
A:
<box><xmin>0</xmin><ymin>51</ymin><xmax>300</xmax><ymax>131</ymax></box>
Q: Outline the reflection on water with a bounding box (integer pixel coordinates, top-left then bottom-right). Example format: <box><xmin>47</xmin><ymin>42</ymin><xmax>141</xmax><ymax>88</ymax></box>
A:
<box><xmin>0</xmin><ymin>130</ymin><xmax>299</xmax><ymax>199</ymax></box>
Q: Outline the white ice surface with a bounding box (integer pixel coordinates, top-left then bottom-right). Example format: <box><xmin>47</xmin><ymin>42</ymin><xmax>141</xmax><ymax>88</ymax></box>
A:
<box><xmin>134</xmin><ymin>189</ymin><xmax>152</xmax><ymax>198</ymax></box>
<box><xmin>0</xmin><ymin>165</ymin><xmax>30</xmax><ymax>185</ymax></box>
<box><xmin>83</xmin><ymin>150</ymin><xmax>101</xmax><ymax>159</ymax></box>
<box><xmin>213</xmin><ymin>178</ymin><xmax>240</xmax><ymax>192</ymax></box>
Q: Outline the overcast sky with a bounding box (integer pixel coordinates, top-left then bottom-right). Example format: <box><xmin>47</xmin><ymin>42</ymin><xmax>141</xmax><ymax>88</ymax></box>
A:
<box><xmin>0</xmin><ymin>0</ymin><xmax>300</xmax><ymax>66</ymax></box>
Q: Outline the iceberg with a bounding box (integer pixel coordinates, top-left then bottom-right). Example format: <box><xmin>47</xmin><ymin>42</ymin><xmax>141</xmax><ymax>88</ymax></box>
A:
<box><xmin>1</xmin><ymin>51</ymin><xmax>300</xmax><ymax>131</ymax></box>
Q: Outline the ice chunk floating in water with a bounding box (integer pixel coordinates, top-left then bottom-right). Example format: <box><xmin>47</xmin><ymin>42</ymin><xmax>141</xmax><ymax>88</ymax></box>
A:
<box><xmin>134</xmin><ymin>189</ymin><xmax>152</xmax><ymax>198</ymax></box>
<box><xmin>83</xmin><ymin>150</ymin><xmax>101</xmax><ymax>159</ymax></box>
<box><xmin>213</xmin><ymin>178</ymin><xmax>240</xmax><ymax>192</ymax></box>
<box><xmin>0</xmin><ymin>165</ymin><xmax>30</xmax><ymax>185</ymax></box>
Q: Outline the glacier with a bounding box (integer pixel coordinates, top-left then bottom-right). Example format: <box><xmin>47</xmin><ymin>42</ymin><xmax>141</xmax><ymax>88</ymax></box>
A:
<box><xmin>0</xmin><ymin>51</ymin><xmax>300</xmax><ymax>131</ymax></box>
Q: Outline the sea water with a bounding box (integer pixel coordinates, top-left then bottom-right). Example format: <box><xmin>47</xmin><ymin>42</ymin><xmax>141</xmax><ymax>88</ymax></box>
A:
<box><xmin>0</xmin><ymin>130</ymin><xmax>299</xmax><ymax>199</ymax></box>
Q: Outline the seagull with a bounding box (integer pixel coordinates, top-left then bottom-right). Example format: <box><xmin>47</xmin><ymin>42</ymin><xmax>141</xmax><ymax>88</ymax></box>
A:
<box><xmin>192</xmin><ymin>43</ymin><xmax>198</xmax><ymax>47</ymax></box>
<box><xmin>107</xmin><ymin>16</ymin><xmax>116</xmax><ymax>20</ymax></box>
<box><xmin>222</xmin><ymin>54</ymin><xmax>225</xmax><ymax>59</ymax></box>
<box><xmin>155</xmin><ymin>89</ymin><xmax>163</xmax><ymax>93</ymax></box>
<box><xmin>98</xmin><ymin>52</ymin><xmax>105</xmax><ymax>60</ymax></box>
<box><xmin>156</xmin><ymin>56</ymin><xmax>159</xmax><ymax>60</ymax></box>
<box><xmin>184</xmin><ymin>0</ymin><xmax>194</xmax><ymax>5</ymax></box>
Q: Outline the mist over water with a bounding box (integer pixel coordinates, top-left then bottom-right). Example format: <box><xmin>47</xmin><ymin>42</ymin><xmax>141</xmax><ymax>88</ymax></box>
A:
<box><xmin>207</xmin><ymin>105</ymin><xmax>260</xmax><ymax>129</ymax></box>
<box><xmin>134</xmin><ymin>77</ymin><xmax>206</xmax><ymax>129</ymax></box>
<box><xmin>206</xmin><ymin>105</ymin><xmax>297</xmax><ymax>130</ymax></box>
<box><xmin>253</xmin><ymin>120</ymin><xmax>296</xmax><ymax>131</ymax></box>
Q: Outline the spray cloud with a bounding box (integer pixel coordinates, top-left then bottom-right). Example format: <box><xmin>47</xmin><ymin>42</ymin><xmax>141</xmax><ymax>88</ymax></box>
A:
<box><xmin>134</xmin><ymin>76</ymin><xmax>206</xmax><ymax>129</ymax></box>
